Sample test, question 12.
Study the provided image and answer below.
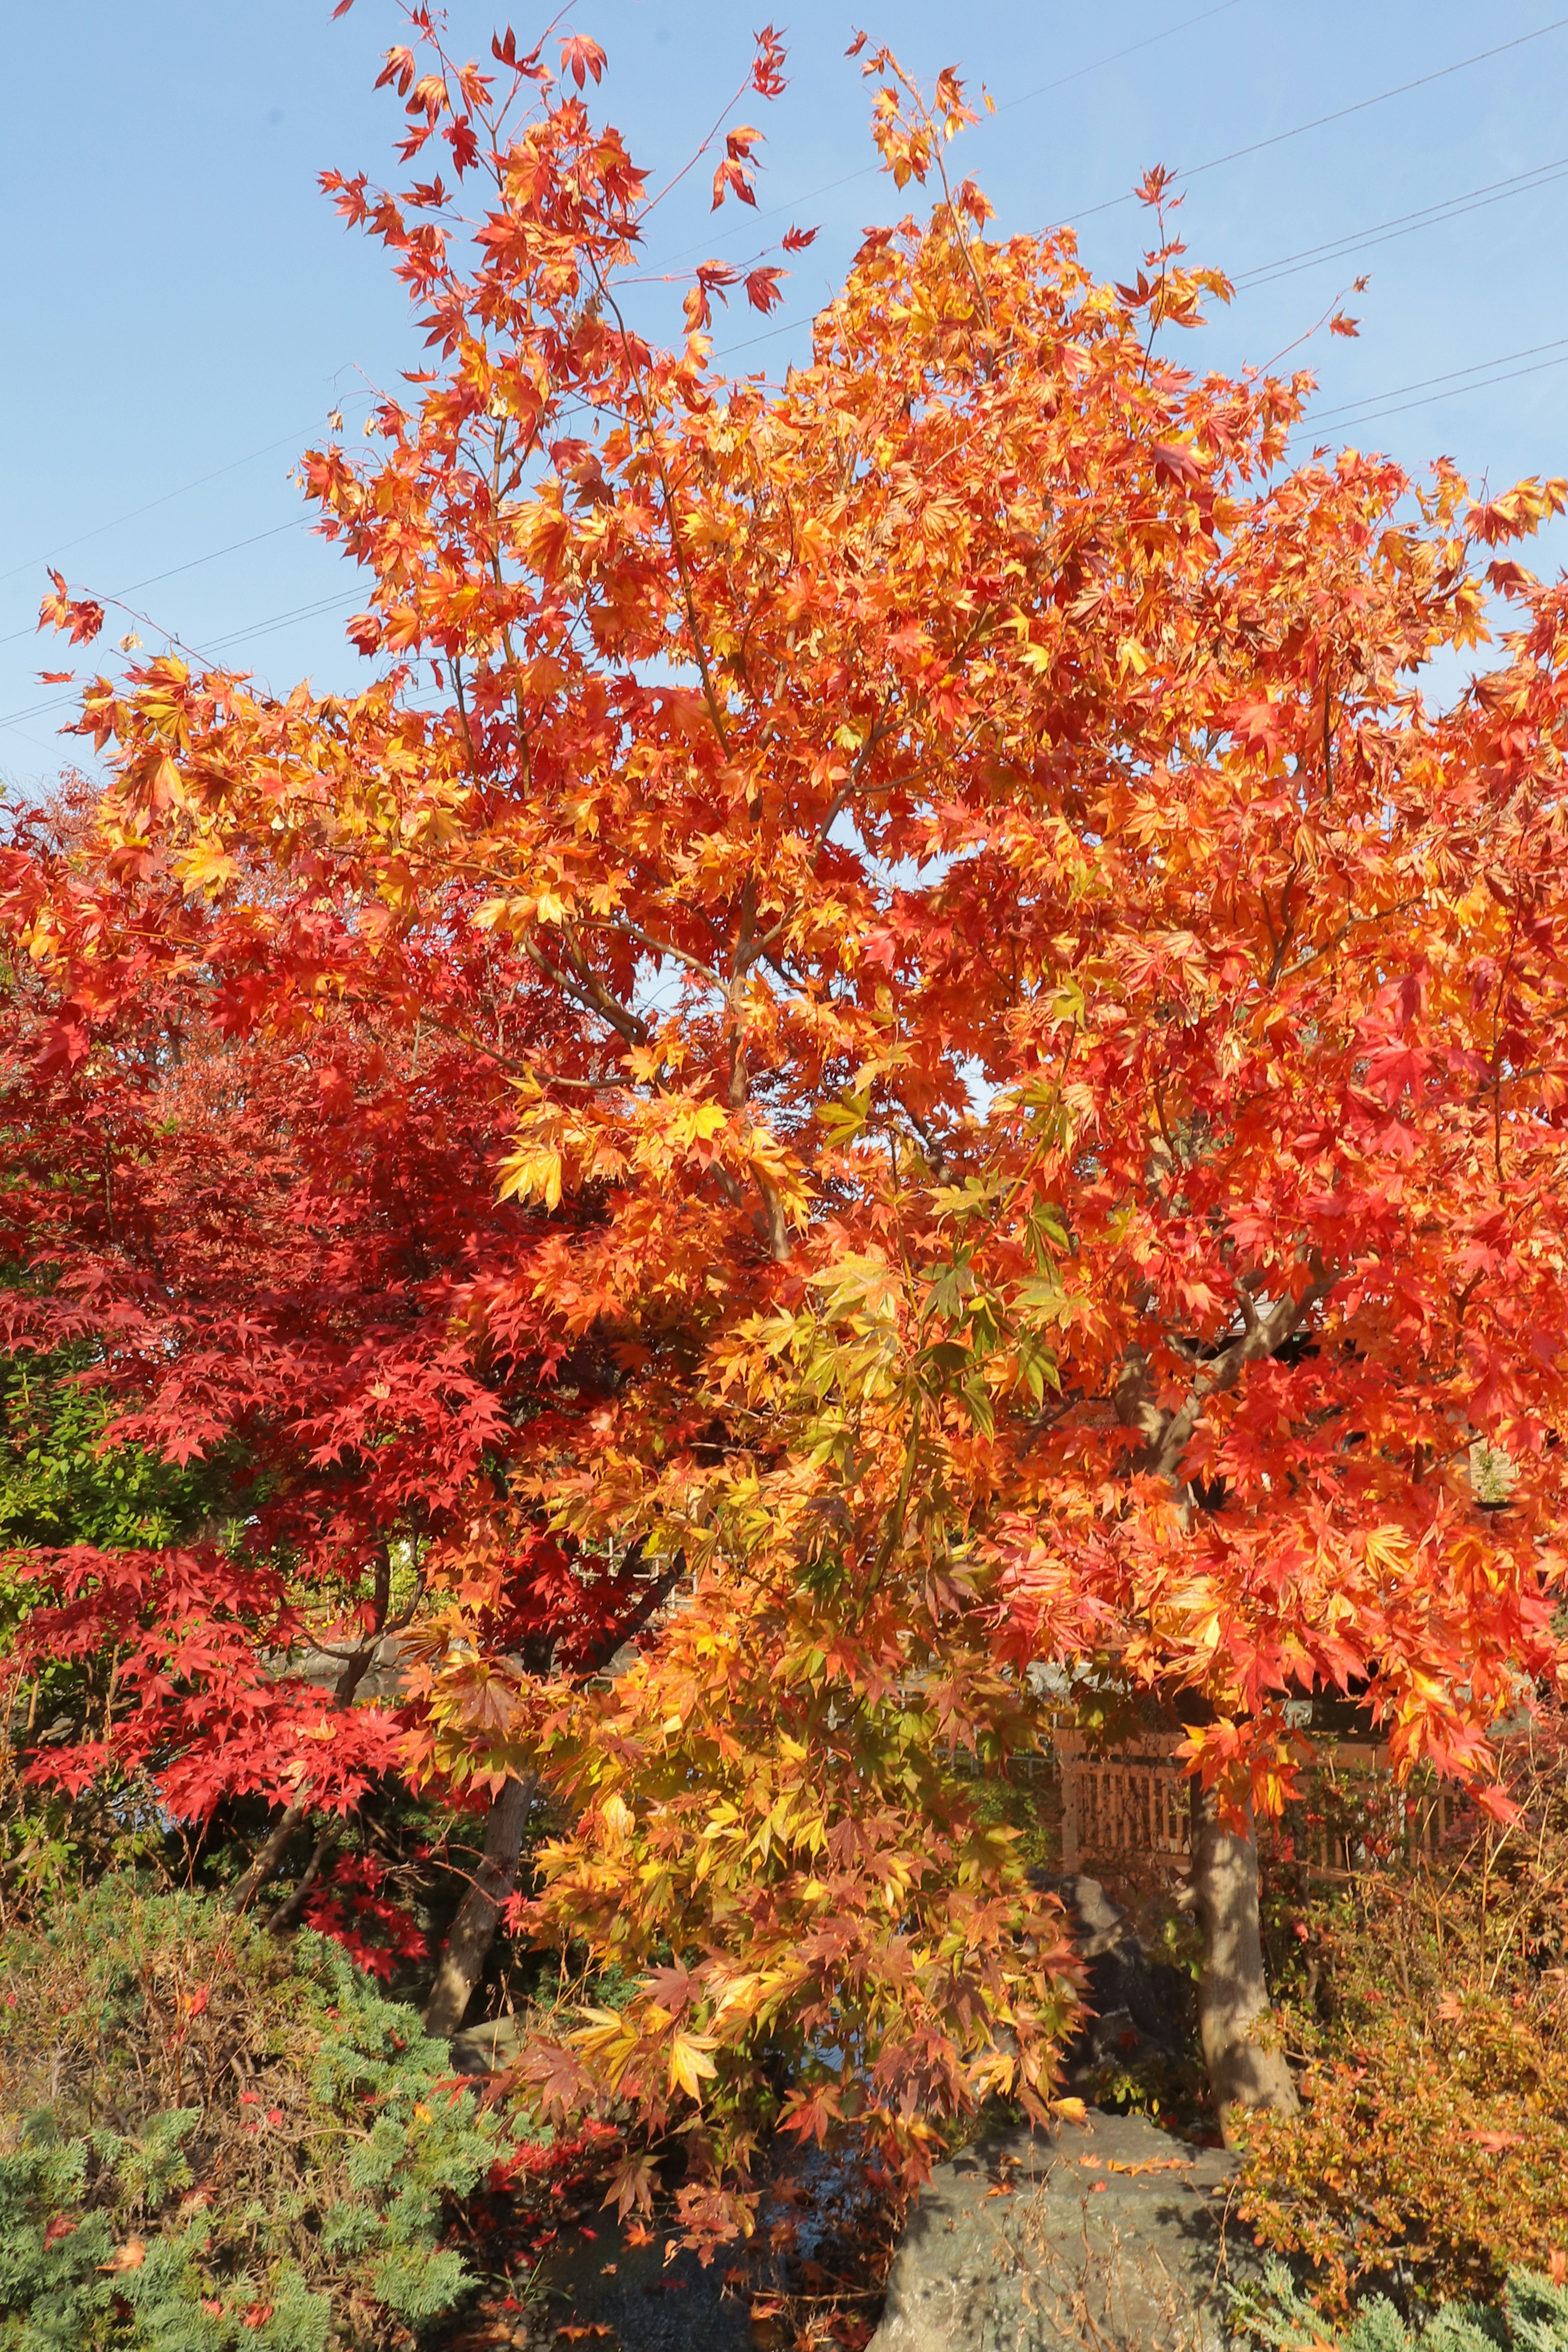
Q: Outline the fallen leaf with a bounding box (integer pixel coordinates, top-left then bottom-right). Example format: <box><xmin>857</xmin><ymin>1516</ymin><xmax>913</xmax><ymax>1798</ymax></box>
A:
<box><xmin>98</xmin><ymin>2240</ymin><xmax>147</xmax><ymax>2274</ymax></box>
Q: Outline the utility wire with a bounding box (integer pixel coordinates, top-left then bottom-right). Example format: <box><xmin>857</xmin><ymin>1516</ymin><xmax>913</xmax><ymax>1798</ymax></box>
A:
<box><xmin>0</xmin><ymin>392</ymin><xmax>372</xmax><ymax>592</ymax></box>
<box><xmin>20</xmin><ymin>333</ymin><xmax>1568</xmax><ymax>727</ymax></box>
<box><xmin>1307</xmin><ymin>334</ymin><xmax>1568</xmax><ymax>425</ymax></box>
<box><xmin>16</xmin><ymin>20</ymin><xmax>1568</xmax><ymax>729</ymax></box>
<box><xmin>0</xmin><ymin>592</ymin><xmax>361</xmax><ymax>735</ymax></box>
<box><xmin>662</xmin><ymin>7</ymin><xmax>1568</xmax><ymax>302</ymax></box>
<box><xmin>12</xmin><ymin>336</ymin><xmax>1567</xmax><ymax>739</ymax></box>
<box><xmin>1235</xmin><ymin>156</ymin><xmax>1568</xmax><ymax>288</ymax></box>
<box><xmin>713</xmin><ymin>111</ymin><xmax>1568</xmax><ymax>370</ymax></box>
<box><xmin>0</xmin><ymin>520</ymin><xmax>311</xmax><ymax>652</ymax></box>
<box><xmin>647</xmin><ymin>0</ymin><xmax>1252</xmax><ymax>272</ymax></box>
<box><xmin>206</xmin><ymin>592</ymin><xmax>359</xmax><ymax>653</ymax></box>
<box><xmin>15</xmin><ymin>309</ymin><xmax>1566</xmax><ymax>741</ymax></box>
<box><xmin>22</xmin><ymin>20</ymin><xmax>1568</xmax><ymax>664</ymax></box>
<box><xmin>1111</xmin><ymin>16</ymin><xmax>1568</xmax><ymax>210</ymax></box>
<box><xmin>1290</xmin><ymin>339</ymin><xmax>1568</xmax><ymax>439</ymax></box>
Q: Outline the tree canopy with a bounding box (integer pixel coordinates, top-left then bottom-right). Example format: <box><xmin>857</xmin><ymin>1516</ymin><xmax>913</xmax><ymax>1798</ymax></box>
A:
<box><xmin>6</xmin><ymin>4</ymin><xmax>1568</xmax><ymax>2243</ymax></box>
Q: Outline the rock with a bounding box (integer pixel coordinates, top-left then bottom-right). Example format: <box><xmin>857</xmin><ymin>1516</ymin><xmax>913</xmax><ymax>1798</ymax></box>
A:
<box><xmin>868</xmin><ymin>2107</ymin><xmax>1260</xmax><ymax>2352</ymax></box>
<box><xmin>448</xmin><ymin>2015</ymin><xmax>523</xmax><ymax>2075</ymax></box>
<box><xmin>1040</xmin><ymin>1875</ymin><xmax>1195</xmax><ymax>2084</ymax></box>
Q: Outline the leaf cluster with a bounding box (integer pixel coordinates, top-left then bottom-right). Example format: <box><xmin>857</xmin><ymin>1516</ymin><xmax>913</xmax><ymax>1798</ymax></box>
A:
<box><xmin>1238</xmin><ymin>1716</ymin><xmax>1568</xmax><ymax>2304</ymax></box>
<box><xmin>0</xmin><ymin>1878</ymin><xmax>508</xmax><ymax>2349</ymax></box>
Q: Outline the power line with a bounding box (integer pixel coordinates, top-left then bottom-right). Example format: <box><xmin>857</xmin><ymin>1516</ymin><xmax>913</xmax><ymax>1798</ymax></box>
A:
<box><xmin>711</xmin><ymin>29</ymin><xmax>1568</xmax><ymax>370</ymax></box>
<box><xmin>1237</xmin><ymin>156</ymin><xmax>1568</xmax><ymax>289</ymax></box>
<box><xmin>717</xmin><ymin>321</ymin><xmax>1568</xmax><ymax>443</ymax></box>
<box><xmin>20</xmin><ymin>20</ymin><xmax>1566</xmax><ymax>680</ymax></box>
<box><xmin>1338</xmin><ymin>352</ymin><xmax>1568</xmax><ymax>429</ymax></box>
<box><xmin>0</xmin><ymin>392</ymin><xmax>372</xmax><ymax>592</ymax></box>
<box><xmin>1293</xmin><ymin>336</ymin><xmax>1568</xmax><ymax>435</ymax></box>
<box><xmin>13</xmin><ymin>16</ymin><xmax>1568</xmax><ymax>735</ymax></box>
<box><xmin>0</xmin><ymin>520</ymin><xmax>311</xmax><ymax>653</ymax></box>
<box><xmin>646</xmin><ymin>0</ymin><xmax>1252</xmax><ymax>274</ymax></box>
<box><xmin>1158</xmin><ymin>16</ymin><xmax>1568</xmax><ymax>199</ymax></box>
<box><xmin>207</xmin><ymin>592</ymin><xmax>359</xmax><ymax>654</ymax></box>
<box><xmin>11</xmin><ymin>14</ymin><xmax>1567</xmax><ymax>668</ymax></box>
<box><xmin>999</xmin><ymin>0</ymin><xmax>1249</xmax><ymax>116</ymax></box>
<box><xmin>662</xmin><ymin>7</ymin><xmax>1568</xmax><ymax>300</ymax></box>
<box><xmin>11</xmin><ymin>342</ymin><xmax>1566</xmax><ymax>742</ymax></box>
<box><xmin>0</xmin><ymin>592</ymin><xmax>361</xmax><ymax>736</ymax></box>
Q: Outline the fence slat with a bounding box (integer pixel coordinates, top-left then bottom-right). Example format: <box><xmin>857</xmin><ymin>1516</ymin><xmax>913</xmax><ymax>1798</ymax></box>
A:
<box><xmin>1053</xmin><ymin>1729</ymin><xmax>1470</xmax><ymax>1878</ymax></box>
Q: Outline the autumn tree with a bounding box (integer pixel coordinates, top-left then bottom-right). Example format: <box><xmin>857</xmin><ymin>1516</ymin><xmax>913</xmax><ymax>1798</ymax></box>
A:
<box><xmin>0</xmin><ymin>784</ymin><xmax>676</xmax><ymax>1996</ymax></box>
<box><xmin>13</xmin><ymin>3</ymin><xmax>1568</xmax><ymax>2225</ymax></box>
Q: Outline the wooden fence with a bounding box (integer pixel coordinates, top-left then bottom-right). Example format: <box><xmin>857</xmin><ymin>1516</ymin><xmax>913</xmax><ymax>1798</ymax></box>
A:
<box><xmin>1055</xmin><ymin>1729</ymin><xmax>1472</xmax><ymax>1878</ymax></box>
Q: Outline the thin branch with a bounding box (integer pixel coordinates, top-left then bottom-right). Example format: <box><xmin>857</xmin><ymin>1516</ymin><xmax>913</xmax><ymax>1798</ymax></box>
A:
<box><xmin>1149</xmin><ymin>1263</ymin><xmax>1337</xmax><ymax>1487</ymax></box>
<box><xmin>1278</xmin><ymin>899</ymin><xmax>1419</xmax><ymax>985</ymax></box>
<box><xmin>522</xmin><ymin>933</ymin><xmax>648</xmax><ymax>1048</ymax></box>
<box><xmin>590</xmin><ymin>265</ymin><xmax>733</xmax><ymax>759</ymax></box>
<box><xmin>581</xmin><ymin>915</ymin><xmax>724</xmax><ymax>991</ymax></box>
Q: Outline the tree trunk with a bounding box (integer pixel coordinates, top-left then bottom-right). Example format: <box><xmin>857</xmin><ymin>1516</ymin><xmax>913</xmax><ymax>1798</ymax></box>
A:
<box><xmin>229</xmin><ymin>1797</ymin><xmax>310</xmax><ymax>1915</ymax></box>
<box><xmin>1189</xmin><ymin>1781</ymin><xmax>1298</xmax><ymax>2141</ymax></box>
<box><xmin>422</xmin><ymin>1773</ymin><xmax>538</xmax><ymax>2039</ymax></box>
<box><xmin>268</xmin><ymin>1820</ymin><xmax>339</xmax><ymax>1934</ymax></box>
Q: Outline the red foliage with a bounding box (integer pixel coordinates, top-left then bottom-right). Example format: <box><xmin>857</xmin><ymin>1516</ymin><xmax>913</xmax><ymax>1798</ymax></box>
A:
<box><xmin>0</xmin><ymin>788</ymin><xmax>678</xmax><ymax>1836</ymax></box>
<box><xmin>301</xmin><ymin>1852</ymin><xmax>427</xmax><ymax>1980</ymax></box>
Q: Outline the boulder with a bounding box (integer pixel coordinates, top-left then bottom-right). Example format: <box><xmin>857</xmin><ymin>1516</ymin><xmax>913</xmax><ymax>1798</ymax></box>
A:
<box><xmin>448</xmin><ymin>2014</ymin><xmax>523</xmax><ymax>2075</ymax></box>
<box><xmin>1041</xmin><ymin>1873</ymin><xmax>1195</xmax><ymax>2085</ymax></box>
<box><xmin>868</xmin><ymin>2106</ymin><xmax>1259</xmax><ymax>2352</ymax></box>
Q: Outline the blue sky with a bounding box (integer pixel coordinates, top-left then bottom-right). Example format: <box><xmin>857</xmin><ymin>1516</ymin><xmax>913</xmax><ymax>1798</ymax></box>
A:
<box><xmin>4</xmin><ymin>0</ymin><xmax>1567</xmax><ymax>786</ymax></box>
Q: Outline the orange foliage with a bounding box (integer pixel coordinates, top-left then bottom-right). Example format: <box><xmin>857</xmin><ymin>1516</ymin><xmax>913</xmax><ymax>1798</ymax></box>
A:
<box><xmin>13</xmin><ymin>9</ymin><xmax>1568</xmax><ymax>2242</ymax></box>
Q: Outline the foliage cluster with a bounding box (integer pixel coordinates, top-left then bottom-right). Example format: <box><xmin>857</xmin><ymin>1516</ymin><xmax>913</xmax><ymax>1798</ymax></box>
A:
<box><xmin>1238</xmin><ymin>1719</ymin><xmax>1568</xmax><ymax>2305</ymax></box>
<box><xmin>5</xmin><ymin>0</ymin><xmax>1568</xmax><ymax>2252</ymax></box>
<box><xmin>0</xmin><ymin>1878</ymin><xmax>508</xmax><ymax>2350</ymax></box>
<box><xmin>1234</xmin><ymin>2259</ymin><xmax>1568</xmax><ymax>2352</ymax></box>
<box><xmin>0</xmin><ymin>1345</ymin><xmax>214</xmax><ymax>1557</ymax></box>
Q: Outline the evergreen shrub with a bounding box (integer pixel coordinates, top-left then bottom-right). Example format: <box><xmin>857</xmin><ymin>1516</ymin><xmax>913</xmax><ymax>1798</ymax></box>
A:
<box><xmin>0</xmin><ymin>1878</ymin><xmax>508</xmax><ymax>2350</ymax></box>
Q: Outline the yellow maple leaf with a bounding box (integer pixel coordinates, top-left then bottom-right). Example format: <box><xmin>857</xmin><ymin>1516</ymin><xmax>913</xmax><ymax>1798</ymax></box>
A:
<box><xmin>667</xmin><ymin>2032</ymin><xmax>719</xmax><ymax>2100</ymax></box>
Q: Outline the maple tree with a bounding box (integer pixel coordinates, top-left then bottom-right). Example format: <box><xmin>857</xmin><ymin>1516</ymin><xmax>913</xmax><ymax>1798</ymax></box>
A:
<box><xmin>0</xmin><ymin>784</ymin><xmax>671</xmax><ymax>1985</ymax></box>
<box><xmin>9</xmin><ymin>0</ymin><xmax>1568</xmax><ymax>2241</ymax></box>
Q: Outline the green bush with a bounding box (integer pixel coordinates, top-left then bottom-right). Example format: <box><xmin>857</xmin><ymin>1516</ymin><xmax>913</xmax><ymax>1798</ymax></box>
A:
<box><xmin>0</xmin><ymin>1879</ymin><xmax>508</xmax><ymax>2350</ymax></box>
<box><xmin>0</xmin><ymin>1347</ymin><xmax>211</xmax><ymax>1557</ymax></box>
<box><xmin>1233</xmin><ymin>2256</ymin><xmax>1568</xmax><ymax>2352</ymax></box>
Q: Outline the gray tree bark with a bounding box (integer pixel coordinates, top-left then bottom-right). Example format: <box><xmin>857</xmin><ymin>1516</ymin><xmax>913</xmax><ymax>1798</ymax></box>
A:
<box><xmin>1112</xmin><ymin>1276</ymin><xmax>1329</xmax><ymax>2134</ymax></box>
<box><xmin>422</xmin><ymin>1773</ymin><xmax>539</xmax><ymax>2038</ymax></box>
<box><xmin>229</xmin><ymin>1795</ymin><xmax>310</xmax><ymax>1915</ymax></box>
<box><xmin>1189</xmin><ymin>1780</ymin><xmax>1299</xmax><ymax>2141</ymax></box>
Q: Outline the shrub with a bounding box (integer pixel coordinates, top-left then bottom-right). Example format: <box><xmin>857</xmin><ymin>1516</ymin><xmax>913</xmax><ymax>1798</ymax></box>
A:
<box><xmin>1238</xmin><ymin>1717</ymin><xmax>1568</xmax><ymax>2307</ymax></box>
<box><xmin>1233</xmin><ymin>2257</ymin><xmax>1568</xmax><ymax>2352</ymax></box>
<box><xmin>0</xmin><ymin>1878</ymin><xmax>509</xmax><ymax>2349</ymax></box>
